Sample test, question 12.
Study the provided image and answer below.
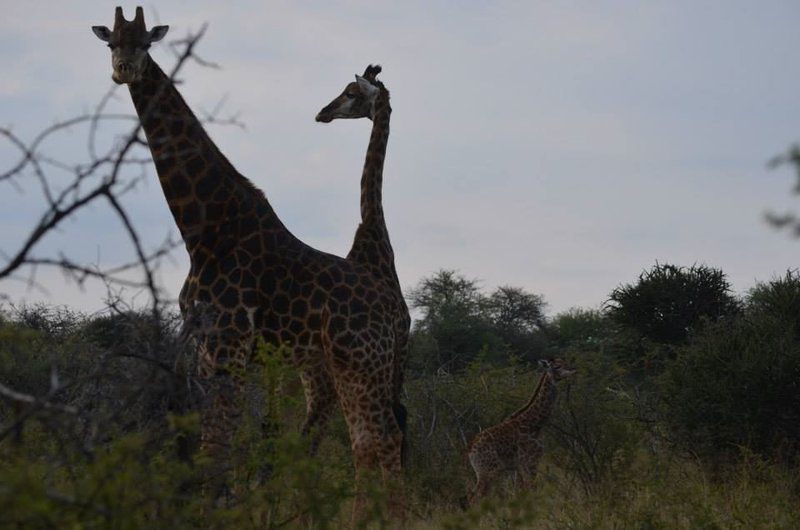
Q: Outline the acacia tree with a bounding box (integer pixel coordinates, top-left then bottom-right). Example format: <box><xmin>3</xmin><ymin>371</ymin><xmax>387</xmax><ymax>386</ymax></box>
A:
<box><xmin>486</xmin><ymin>286</ymin><xmax>545</xmax><ymax>335</ymax></box>
<box><xmin>407</xmin><ymin>270</ymin><xmax>496</xmax><ymax>372</ymax></box>
<box><xmin>606</xmin><ymin>263</ymin><xmax>739</xmax><ymax>346</ymax></box>
<box><xmin>407</xmin><ymin>270</ymin><xmax>547</xmax><ymax>371</ymax></box>
<box><xmin>485</xmin><ymin>285</ymin><xmax>546</xmax><ymax>358</ymax></box>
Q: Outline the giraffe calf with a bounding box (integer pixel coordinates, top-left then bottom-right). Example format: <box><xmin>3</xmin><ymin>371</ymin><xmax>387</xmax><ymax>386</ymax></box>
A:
<box><xmin>466</xmin><ymin>358</ymin><xmax>575</xmax><ymax>503</ymax></box>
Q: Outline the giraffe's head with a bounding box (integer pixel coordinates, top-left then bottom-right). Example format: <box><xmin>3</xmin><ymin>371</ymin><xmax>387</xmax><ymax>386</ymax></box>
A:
<box><xmin>91</xmin><ymin>6</ymin><xmax>169</xmax><ymax>85</ymax></box>
<box><xmin>537</xmin><ymin>358</ymin><xmax>576</xmax><ymax>381</ymax></box>
<box><xmin>315</xmin><ymin>65</ymin><xmax>383</xmax><ymax>123</ymax></box>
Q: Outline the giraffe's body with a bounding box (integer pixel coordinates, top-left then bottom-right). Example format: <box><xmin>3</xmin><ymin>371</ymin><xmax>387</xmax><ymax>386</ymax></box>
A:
<box><xmin>466</xmin><ymin>358</ymin><xmax>575</xmax><ymax>502</ymax></box>
<box><xmin>92</xmin><ymin>8</ymin><xmax>405</xmax><ymax>518</ymax></box>
<box><xmin>313</xmin><ymin>66</ymin><xmax>411</xmax><ymax>454</ymax></box>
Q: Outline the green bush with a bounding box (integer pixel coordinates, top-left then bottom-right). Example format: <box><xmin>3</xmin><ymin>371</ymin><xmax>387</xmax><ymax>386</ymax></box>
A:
<box><xmin>546</xmin><ymin>352</ymin><xmax>642</xmax><ymax>490</ymax></box>
<box><xmin>3</xmin><ymin>295</ymin><xmax>799</xmax><ymax>528</ymax></box>
<box><xmin>0</xmin><ymin>306</ymin><xmax>197</xmax><ymax>442</ymax></box>
<box><xmin>0</xmin><ymin>340</ymin><xmax>359</xmax><ymax>529</ymax></box>
<box><xmin>547</xmin><ymin>308</ymin><xmax>612</xmax><ymax>349</ymax></box>
<box><xmin>747</xmin><ymin>270</ymin><xmax>800</xmax><ymax>338</ymax></box>
<box><xmin>661</xmin><ymin>311</ymin><xmax>800</xmax><ymax>463</ymax></box>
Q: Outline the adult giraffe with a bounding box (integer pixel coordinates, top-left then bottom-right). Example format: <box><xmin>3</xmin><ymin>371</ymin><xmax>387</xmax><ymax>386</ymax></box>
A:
<box><xmin>314</xmin><ymin>65</ymin><xmax>411</xmax><ymax>458</ymax></box>
<box><xmin>91</xmin><ymin>7</ymin><xmax>406</xmax><ymax>519</ymax></box>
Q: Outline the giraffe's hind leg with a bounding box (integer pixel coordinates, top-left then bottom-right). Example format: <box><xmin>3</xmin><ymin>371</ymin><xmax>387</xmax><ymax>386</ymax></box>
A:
<box><xmin>299</xmin><ymin>364</ymin><xmax>337</xmax><ymax>455</ymax></box>
<box><xmin>342</xmin><ymin>393</ymin><xmax>405</xmax><ymax>525</ymax></box>
<box><xmin>321</xmin><ymin>319</ymin><xmax>404</xmax><ymax>525</ymax></box>
<box><xmin>467</xmin><ymin>446</ymin><xmax>499</xmax><ymax>505</ymax></box>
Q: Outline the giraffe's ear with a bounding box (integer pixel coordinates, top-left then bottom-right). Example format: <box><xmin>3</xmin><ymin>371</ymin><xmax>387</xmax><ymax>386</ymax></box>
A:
<box><xmin>355</xmin><ymin>75</ymin><xmax>379</xmax><ymax>99</ymax></box>
<box><xmin>148</xmin><ymin>25</ymin><xmax>169</xmax><ymax>43</ymax></box>
<box><xmin>92</xmin><ymin>26</ymin><xmax>111</xmax><ymax>42</ymax></box>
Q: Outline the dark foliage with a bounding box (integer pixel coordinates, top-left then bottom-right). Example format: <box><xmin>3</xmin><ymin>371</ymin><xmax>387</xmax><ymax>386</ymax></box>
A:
<box><xmin>486</xmin><ymin>286</ymin><xmax>547</xmax><ymax>354</ymax></box>
<box><xmin>746</xmin><ymin>270</ymin><xmax>800</xmax><ymax>339</ymax></box>
<box><xmin>607</xmin><ymin>263</ymin><xmax>739</xmax><ymax>346</ymax></box>
<box><xmin>0</xmin><ymin>306</ymin><xmax>196</xmax><ymax>452</ymax></box>
<box><xmin>407</xmin><ymin>270</ymin><xmax>548</xmax><ymax>372</ymax></box>
<box><xmin>767</xmin><ymin>145</ymin><xmax>800</xmax><ymax>236</ymax></box>
<box><xmin>661</xmin><ymin>303</ymin><xmax>800</xmax><ymax>464</ymax></box>
<box><xmin>547</xmin><ymin>308</ymin><xmax>613</xmax><ymax>349</ymax></box>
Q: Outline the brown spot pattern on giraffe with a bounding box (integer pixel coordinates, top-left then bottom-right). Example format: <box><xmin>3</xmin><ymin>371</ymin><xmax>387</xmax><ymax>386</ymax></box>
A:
<box><xmin>93</xmin><ymin>8</ymin><xmax>407</xmax><ymax>521</ymax></box>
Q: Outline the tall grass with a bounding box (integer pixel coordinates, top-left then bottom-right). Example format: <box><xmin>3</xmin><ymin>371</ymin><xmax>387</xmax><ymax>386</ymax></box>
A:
<box><xmin>412</xmin><ymin>450</ymin><xmax>800</xmax><ymax>530</ymax></box>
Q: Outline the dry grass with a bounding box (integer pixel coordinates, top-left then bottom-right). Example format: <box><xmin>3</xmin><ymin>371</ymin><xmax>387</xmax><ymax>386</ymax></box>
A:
<box><xmin>404</xmin><ymin>451</ymin><xmax>800</xmax><ymax>530</ymax></box>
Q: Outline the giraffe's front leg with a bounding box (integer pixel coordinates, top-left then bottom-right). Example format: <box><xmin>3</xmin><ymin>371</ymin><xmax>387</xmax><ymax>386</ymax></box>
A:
<box><xmin>515</xmin><ymin>438</ymin><xmax>543</xmax><ymax>491</ymax></box>
<box><xmin>196</xmin><ymin>330</ymin><xmax>252</xmax><ymax>504</ymax></box>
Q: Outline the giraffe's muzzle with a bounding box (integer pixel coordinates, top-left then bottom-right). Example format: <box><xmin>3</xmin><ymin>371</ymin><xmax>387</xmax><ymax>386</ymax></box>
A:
<box><xmin>315</xmin><ymin>111</ymin><xmax>333</xmax><ymax>123</ymax></box>
<box><xmin>112</xmin><ymin>62</ymin><xmax>139</xmax><ymax>84</ymax></box>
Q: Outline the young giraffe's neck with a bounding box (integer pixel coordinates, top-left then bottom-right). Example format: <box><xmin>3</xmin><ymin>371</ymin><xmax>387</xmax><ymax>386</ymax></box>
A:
<box><xmin>128</xmin><ymin>56</ymin><xmax>284</xmax><ymax>252</ymax></box>
<box><xmin>509</xmin><ymin>371</ymin><xmax>557</xmax><ymax>431</ymax></box>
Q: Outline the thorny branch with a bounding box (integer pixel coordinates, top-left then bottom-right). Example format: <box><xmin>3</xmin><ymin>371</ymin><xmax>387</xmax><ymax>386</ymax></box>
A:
<box><xmin>0</xmin><ymin>25</ymin><xmax>240</xmax><ymax>312</ymax></box>
<box><xmin>0</xmin><ymin>27</ymin><xmax>228</xmax><ymax>450</ymax></box>
<box><xmin>767</xmin><ymin>145</ymin><xmax>800</xmax><ymax>237</ymax></box>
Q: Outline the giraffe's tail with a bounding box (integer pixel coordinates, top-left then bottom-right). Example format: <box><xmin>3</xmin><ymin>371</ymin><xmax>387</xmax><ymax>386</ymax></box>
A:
<box><xmin>393</xmin><ymin>324</ymin><xmax>410</xmax><ymax>468</ymax></box>
<box><xmin>392</xmin><ymin>400</ymin><xmax>408</xmax><ymax>467</ymax></box>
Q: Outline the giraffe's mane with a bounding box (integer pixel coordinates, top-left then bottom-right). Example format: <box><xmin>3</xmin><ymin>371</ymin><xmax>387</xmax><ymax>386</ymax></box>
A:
<box><xmin>139</xmin><ymin>57</ymin><xmax>268</xmax><ymax>207</ymax></box>
<box><xmin>209</xmin><ymin>141</ymin><xmax>267</xmax><ymax>202</ymax></box>
<box><xmin>507</xmin><ymin>370</ymin><xmax>550</xmax><ymax>420</ymax></box>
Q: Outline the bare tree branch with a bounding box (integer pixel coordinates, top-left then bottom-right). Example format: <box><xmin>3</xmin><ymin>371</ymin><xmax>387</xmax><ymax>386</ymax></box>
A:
<box><xmin>0</xmin><ymin>29</ymin><xmax>224</xmax><ymax>449</ymax></box>
<box><xmin>0</xmin><ymin>27</ymin><xmax>235</xmax><ymax>314</ymax></box>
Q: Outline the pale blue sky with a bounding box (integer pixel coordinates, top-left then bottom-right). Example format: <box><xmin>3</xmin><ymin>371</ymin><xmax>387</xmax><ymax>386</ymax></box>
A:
<box><xmin>1</xmin><ymin>1</ymin><xmax>798</xmax><ymax>315</ymax></box>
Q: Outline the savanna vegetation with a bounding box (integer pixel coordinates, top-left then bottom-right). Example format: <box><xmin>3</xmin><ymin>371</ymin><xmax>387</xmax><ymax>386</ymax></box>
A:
<box><xmin>1</xmin><ymin>264</ymin><xmax>799</xmax><ymax>529</ymax></box>
<box><xmin>3</xmin><ymin>24</ymin><xmax>800</xmax><ymax>529</ymax></box>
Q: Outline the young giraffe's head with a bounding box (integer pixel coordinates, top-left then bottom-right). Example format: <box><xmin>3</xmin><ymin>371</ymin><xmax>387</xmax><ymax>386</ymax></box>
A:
<box><xmin>91</xmin><ymin>6</ymin><xmax>169</xmax><ymax>85</ymax></box>
<box><xmin>315</xmin><ymin>65</ymin><xmax>383</xmax><ymax>123</ymax></box>
<box><xmin>537</xmin><ymin>357</ymin><xmax>576</xmax><ymax>381</ymax></box>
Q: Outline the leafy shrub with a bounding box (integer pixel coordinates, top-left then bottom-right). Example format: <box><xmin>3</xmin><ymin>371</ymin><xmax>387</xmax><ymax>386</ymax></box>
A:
<box><xmin>661</xmin><ymin>312</ymin><xmax>800</xmax><ymax>463</ymax></box>
<box><xmin>747</xmin><ymin>269</ymin><xmax>800</xmax><ymax>338</ymax></box>
<box><xmin>547</xmin><ymin>352</ymin><xmax>641</xmax><ymax>490</ymax></box>
<box><xmin>9</xmin><ymin>304</ymin><xmax>83</xmax><ymax>338</ymax></box>
<box><xmin>0</xmin><ymin>306</ymin><xmax>196</xmax><ymax>456</ymax></box>
<box><xmin>547</xmin><ymin>308</ymin><xmax>612</xmax><ymax>349</ymax></box>
<box><xmin>0</xmin><ymin>338</ymin><xmax>358</xmax><ymax>529</ymax></box>
<box><xmin>3</xmin><ymin>294</ymin><xmax>800</xmax><ymax>528</ymax></box>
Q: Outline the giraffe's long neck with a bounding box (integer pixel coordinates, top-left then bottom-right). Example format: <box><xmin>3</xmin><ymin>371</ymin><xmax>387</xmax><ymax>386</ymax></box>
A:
<box><xmin>347</xmin><ymin>84</ymin><xmax>398</xmax><ymax>277</ymax></box>
<box><xmin>360</xmin><ymin>85</ymin><xmax>391</xmax><ymax>224</ymax></box>
<box><xmin>128</xmin><ymin>56</ymin><xmax>284</xmax><ymax>252</ymax></box>
<box><xmin>510</xmin><ymin>372</ymin><xmax>557</xmax><ymax>432</ymax></box>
